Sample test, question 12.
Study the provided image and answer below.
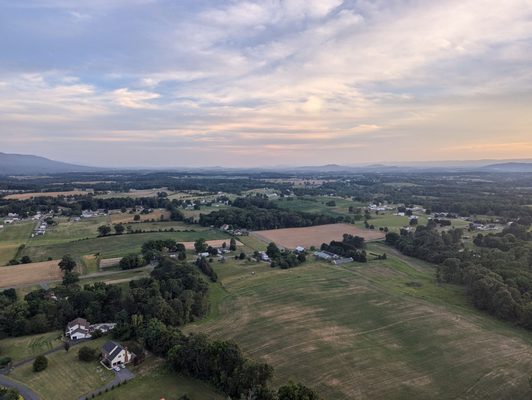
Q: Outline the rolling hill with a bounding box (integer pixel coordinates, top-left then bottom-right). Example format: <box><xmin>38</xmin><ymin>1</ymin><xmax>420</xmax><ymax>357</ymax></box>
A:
<box><xmin>0</xmin><ymin>152</ymin><xmax>99</xmax><ymax>175</ymax></box>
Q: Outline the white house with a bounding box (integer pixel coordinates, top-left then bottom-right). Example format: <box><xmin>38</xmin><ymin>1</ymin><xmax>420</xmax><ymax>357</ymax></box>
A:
<box><xmin>66</xmin><ymin>317</ymin><xmax>92</xmax><ymax>340</ymax></box>
<box><xmin>294</xmin><ymin>246</ymin><xmax>305</xmax><ymax>253</ymax></box>
<box><xmin>101</xmin><ymin>341</ymin><xmax>133</xmax><ymax>368</ymax></box>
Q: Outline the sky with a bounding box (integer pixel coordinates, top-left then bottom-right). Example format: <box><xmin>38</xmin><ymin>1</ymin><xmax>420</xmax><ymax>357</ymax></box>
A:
<box><xmin>0</xmin><ymin>0</ymin><xmax>531</xmax><ymax>168</ymax></box>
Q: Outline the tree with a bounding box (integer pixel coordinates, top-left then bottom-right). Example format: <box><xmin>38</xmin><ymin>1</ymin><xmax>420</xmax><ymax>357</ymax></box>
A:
<box><xmin>98</xmin><ymin>225</ymin><xmax>112</xmax><ymax>236</ymax></box>
<box><xmin>114</xmin><ymin>223</ymin><xmax>125</xmax><ymax>235</ymax></box>
<box><xmin>0</xmin><ymin>387</ymin><xmax>21</xmax><ymax>400</ymax></box>
<box><xmin>277</xmin><ymin>381</ymin><xmax>321</xmax><ymax>400</ymax></box>
<box><xmin>78</xmin><ymin>346</ymin><xmax>98</xmax><ymax>362</ymax></box>
<box><xmin>119</xmin><ymin>254</ymin><xmax>145</xmax><ymax>270</ymax></box>
<box><xmin>20</xmin><ymin>255</ymin><xmax>32</xmax><ymax>264</ymax></box>
<box><xmin>59</xmin><ymin>254</ymin><xmax>77</xmax><ymax>272</ymax></box>
<box><xmin>133</xmin><ymin>214</ymin><xmax>141</xmax><ymax>221</ymax></box>
<box><xmin>266</xmin><ymin>243</ymin><xmax>281</xmax><ymax>259</ymax></box>
<box><xmin>33</xmin><ymin>355</ymin><xmax>48</xmax><ymax>372</ymax></box>
<box><xmin>62</xmin><ymin>270</ymin><xmax>79</xmax><ymax>285</ymax></box>
<box><xmin>229</xmin><ymin>237</ymin><xmax>237</xmax><ymax>251</ymax></box>
<box><xmin>194</xmin><ymin>238</ymin><xmax>207</xmax><ymax>253</ymax></box>
<box><xmin>64</xmin><ymin>341</ymin><xmax>70</xmax><ymax>352</ymax></box>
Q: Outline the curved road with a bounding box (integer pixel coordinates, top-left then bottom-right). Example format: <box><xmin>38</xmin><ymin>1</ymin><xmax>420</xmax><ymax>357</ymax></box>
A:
<box><xmin>0</xmin><ymin>374</ymin><xmax>40</xmax><ymax>400</ymax></box>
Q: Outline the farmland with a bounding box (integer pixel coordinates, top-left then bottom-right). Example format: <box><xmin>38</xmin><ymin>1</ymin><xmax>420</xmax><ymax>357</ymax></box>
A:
<box><xmin>20</xmin><ymin>229</ymin><xmax>229</xmax><ymax>262</ymax></box>
<box><xmin>0</xmin><ymin>260</ymin><xmax>62</xmax><ymax>288</ymax></box>
<box><xmin>251</xmin><ymin>223</ymin><xmax>385</xmax><ymax>248</ymax></box>
<box><xmin>0</xmin><ymin>221</ymin><xmax>34</xmax><ymax>265</ymax></box>
<box><xmin>186</xmin><ymin>254</ymin><xmax>532</xmax><ymax>400</ymax></box>
<box><xmin>4</xmin><ymin>190</ymin><xmax>92</xmax><ymax>200</ymax></box>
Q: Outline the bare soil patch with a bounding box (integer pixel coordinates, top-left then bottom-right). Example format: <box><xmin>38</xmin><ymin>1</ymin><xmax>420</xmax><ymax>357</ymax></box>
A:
<box><xmin>251</xmin><ymin>223</ymin><xmax>384</xmax><ymax>248</ymax></box>
<box><xmin>0</xmin><ymin>260</ymin><xmax>62</xmax><ymax>288</ymax></box>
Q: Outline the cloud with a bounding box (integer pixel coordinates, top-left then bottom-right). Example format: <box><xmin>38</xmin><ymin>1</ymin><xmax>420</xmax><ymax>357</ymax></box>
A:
<box><xmin>1</xmin><ymin>0</ymin><xmax>532</xmax><ymax>166</ymax></box>
<box><xmin>112</xmin><ymin>88</ymin><xmax>160</xmax><ymax>109</ymax></box>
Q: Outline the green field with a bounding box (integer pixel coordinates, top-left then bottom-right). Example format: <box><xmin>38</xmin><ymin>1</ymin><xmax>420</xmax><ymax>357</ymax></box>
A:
<box><xmin>276</xmin><ymin>196</ymin><xmax>364</xmax><ymax>217</ymax></box>
<box><xmin>20</xmin><ymin>230</ymin><xmax>229</xmax><ymax>262</ymax></box>
<box><xmin>186</xmin><ymin>251</ymin><xmax>532</xmax><ymax>399</ymax></box>
<box><xmin>29</xmin><ymin>216</ymin><xmax>109</xmax><ymax>245</ymax></box>
<box><xmin>98</xmin><ymin>356</ymin><xmax>224</xmax><ymax>400</ymax></box>
<box><xmin>0</xmin><ymin>331</ymin><xmax>62</xmax><ymax>362</ymax></box>
<box><xmin>11</xmin><ymin>337</ymin><xmax>114</xmax><ymax>400</ymax></box>
<box><xmin>0</xmin><ymin>221</ymin><xmax>34</xmax><ymax>265</ymax></box>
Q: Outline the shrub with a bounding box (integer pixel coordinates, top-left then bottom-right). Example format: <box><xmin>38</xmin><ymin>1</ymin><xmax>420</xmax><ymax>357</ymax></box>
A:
<box><xmin>33</xmin><ymin>355</ymin><xmax>48</xmax><ymax>372</ymax></box>
<box><xmin>78</xmin><ymin>346</ymin><xmax>99</xmax><ymax>362</ymax></box>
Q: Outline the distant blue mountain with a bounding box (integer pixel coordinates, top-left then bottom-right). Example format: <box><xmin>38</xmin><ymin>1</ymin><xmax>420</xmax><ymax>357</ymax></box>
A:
<box><xmin>0</xmin><ymin>152</ymin><xmax>98</xmax><ymax>175</ymax></box>
<box><xmin>482</xmin><ymin>162</ymin><xmax>532</xmax><ymax>172</ymax></box>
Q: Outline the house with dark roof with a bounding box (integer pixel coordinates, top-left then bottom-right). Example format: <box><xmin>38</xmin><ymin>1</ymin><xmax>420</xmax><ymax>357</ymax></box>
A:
<box><xmin>66</xmin><ymin>317</ymin><xmax>91</xmax><ymax>340</ymax></box>
<box><xmin>101</xmin><ymin>341</ymin><xmax>133</xmax><ymax>368</ymax></box>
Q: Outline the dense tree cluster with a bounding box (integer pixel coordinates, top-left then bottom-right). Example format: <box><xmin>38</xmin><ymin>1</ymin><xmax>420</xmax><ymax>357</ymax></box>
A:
<box><xmin>199</xmin><ymin>197</ymin><xmax>345</xmax><ymax>230</ymax></box>
<box><xmin>195</xmin><ymin>257</ymin><xmax>218</xmax><ymax>282</ymax></box>
<box><xmin>320</xmin><ymin>234</ymin><xmax>368</xmax><ymax>262</ymax></box>
<box><xmin>0</xmin><ymin>257</ymin><xmax>208</xmax><ymax>338</ymax></box>
<box><xmin>265</xmin><ymin>242</ymin><xmax>306</xmax><ymax>269</ymax></box>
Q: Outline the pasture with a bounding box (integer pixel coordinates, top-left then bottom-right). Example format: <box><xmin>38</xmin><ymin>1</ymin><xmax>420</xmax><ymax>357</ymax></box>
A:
<box><xmin>0</xmin><ymin>221</ymin><xmax>34</xmax><ymax>265</ymax></box>
<box><xmin>186</xmin><ymin>254</ymin><xmax>532</xmax><ymax>400</ymax></box>
<box><xmin>251</xmin><ymin>223</ymin><xmax>385</xmax><ymax>248</ymax></box>
<box><xmin>276</xmin><ymin>196</ymin><xmax>365</xmax><ymax>217</ymax></box>
<box><xmin>20</xmin><ymin>230</ymin><xmax>229</xmax><ymax>262</ymax></box>
<box><xmin>0</xmin><ymin>260</ymin><xmax>62</xmax><ymax>288</ymax></box>
<box><xmin>11</xmin><ymin>337</ymin><xmax>114</xmax><ymax>400</ymax></box>
<box><xmin>109</xmin><ymin>209</ymin><xmax>171</xmax><ymax>224</ymax></box>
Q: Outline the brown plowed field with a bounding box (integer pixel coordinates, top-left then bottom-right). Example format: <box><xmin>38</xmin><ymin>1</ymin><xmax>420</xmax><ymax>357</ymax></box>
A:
<box><xmin>251</xmin><ymin>223</ymin><xmax>384</xmax><ymax>248</ymax></box>
<box><xmin>0</xmin><ymin>260</ymin><xmax>62</xmax><ymax>288</ymax></box>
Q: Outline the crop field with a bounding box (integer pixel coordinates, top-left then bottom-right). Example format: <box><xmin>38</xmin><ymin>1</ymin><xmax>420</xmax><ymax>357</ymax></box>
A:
<box><xmin>20</xmin><ymin>230</ymin><xmax>229</xmax><ymax>262</ymax></box>
<box><xmin>0</xmin><ymin>331</ymin><xmax>62</xmax><ymax>362</ymax></box>
<box><xmin>11</xmin><ymin>337</ymin><xmax>114</xmax><ymax>400</ymax></box>
<box><xmin>186</xmin><ymin>254</ymin><xmax>532</xmax><ymax>400</ymax></box>
<box><xmin>251</xmin><ymin>223</ymin><xmax>385</xmax><ymax>248</ymax></box>
<box><xmin>0</xmin><ymin>260</ymin><xmax>62</xmax><ymax>288</ymax></box>
<box><xmin>4</xmin><ymin>190</ymin><xmax>92</xmax><ymax>200</ymax></box>
<box><xmin>0</xmin><ymin>221</ymin><xmax>34</xmax><ymax>265</ymax></box>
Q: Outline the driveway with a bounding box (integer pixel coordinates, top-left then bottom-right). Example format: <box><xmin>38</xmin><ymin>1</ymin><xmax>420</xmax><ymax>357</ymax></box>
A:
<box><xmin>78</xmin><ymin>367</ymin><xmax>135</xmax><ymax>400</ymax></box>
<box><xmin>0</xmin><ymin>374</ymin><xmax>40</xmax><ymax>400</ymax></box>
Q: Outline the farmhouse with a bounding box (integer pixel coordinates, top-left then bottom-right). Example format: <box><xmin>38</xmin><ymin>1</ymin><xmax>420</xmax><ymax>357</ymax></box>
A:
<box><xmin>258</xmin><ymin>251</ymin><xmax>270</xmax><ymax>261</ymax></box>
<box><xmin>101</xmin><ymin>341</ymin><xmax>133</xmax><ymax>368</ymax></box>
<box><xmin>66</xmin><ymin>317</ymin><xmax>92</xmax><ymax>340</ymax></box>
<box><xmin>294</xmin><ymin>246</ymin><xmax>305</xmax><ymax>253</ymax></box>
<box><xmin>314</xmin><ymin>250</ymin><xmax>339</xmax><ymax>261</ymax></box>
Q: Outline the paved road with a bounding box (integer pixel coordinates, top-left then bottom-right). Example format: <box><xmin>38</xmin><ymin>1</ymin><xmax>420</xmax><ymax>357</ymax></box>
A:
<box><xmin>0</xmin><ymin>374</ymin><xmax>40</xmax><ymax>400</ymax></box>
<box><xmin>78</xmin><ymin>367</ymin><xmax>135</xmax><ymax>400</ymax></box>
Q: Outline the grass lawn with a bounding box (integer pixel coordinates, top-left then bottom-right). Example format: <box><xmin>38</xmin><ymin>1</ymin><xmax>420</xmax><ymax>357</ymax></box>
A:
<box><xmin>11</xmin><ymin>337</ymin><xmax>114</xmax><ymax>400</ymax></box>
<box><xmin>20</xmin><ymin>230</ymin><xmax>229</xmax><ymax>262</ymax></box>
<box><xmin>0</xmin><ymin>331</ymin><xmax>62</xmax><ymax>362</ymax></box>
<box><xmin>185</xmin><ymin>251</ymin><xmax>532</xmax><ymax>400</ymax></box>
<box><xmin>98</xmin><ymin>356</ymin><xmax>224</xmax><ymax>400</ymax></box>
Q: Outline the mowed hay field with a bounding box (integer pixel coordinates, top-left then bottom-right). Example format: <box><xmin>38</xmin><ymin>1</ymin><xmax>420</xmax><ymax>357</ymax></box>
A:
<box><xmin>251</xmin><ymin>223</ymin><xmax>384</xmax><ymax>248</ymax></box>
<box><xmin>186</xmin><ymin>256</ymin><xmax>532</xmax><ymax>400</ymax></box>
<box><xmin>0</xmin><ymin>221</ymin><xmax>34</xmax><ymax>265</ymax></box>
<box><xmin>0</xmin><ymin>260</ymin><xmax>62</xmax><ymax>288</ymax></box>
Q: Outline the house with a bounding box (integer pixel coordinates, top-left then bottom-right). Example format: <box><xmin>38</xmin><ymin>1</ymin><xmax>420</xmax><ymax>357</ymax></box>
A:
<box><xmin>220</xmin><ymin>224</ymin><xmax>230</xmax><ymax>231</ymax></box>
<box><xmin>294</xmin><ymin>246</ymin><xmax>305</xmax><ymax>253</ymax></box>
<box><xmin>90</xmin><ymin>323</ymin><xmax>116</xmax><ymax>334</ymax></box>
<box><xmin>101</xmin><ymin>341</ymin><xmax>133</xmax><ymax>368</ymax></box>
<box><xmin>66</xmin><ymin>317</ymin><xmax>92</xmax><ymax>340</ymax></box>
<box><xmin>258</xmin><ymin>251</ymin><xmax>270</xmax><ymax>261</ymax></box>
